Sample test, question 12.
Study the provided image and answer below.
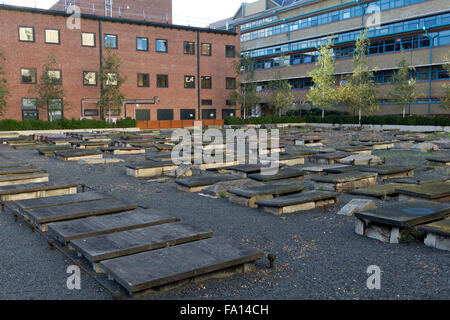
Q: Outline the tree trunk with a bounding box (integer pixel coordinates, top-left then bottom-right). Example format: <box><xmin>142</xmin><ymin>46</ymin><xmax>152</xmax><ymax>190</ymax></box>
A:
<box><xmin>358</xmin><ymin>108</ymin><xmax>361</xmax><ymax>126</ymax></box>
<box><xmin>322</xmin><ymin>108</ymin><xmax>324</xmax><ymax>119</ymax></box>
<box><xmin>402</xmin><ymin>105</ymin><xmax>405</xmax><ymax>118</ymax></box>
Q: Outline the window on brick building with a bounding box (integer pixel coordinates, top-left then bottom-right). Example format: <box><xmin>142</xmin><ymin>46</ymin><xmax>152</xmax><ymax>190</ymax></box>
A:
<box><xmin>106</xmin><ymin>73</ymin><xmax>118</xmax><ymax>86</ymax></box>
<box><xmin>82</xmin><ymin>32</ymin><xmax>96</xmax><ymax>47</ymax></box>
<box><xmin>18</xmin><ymin>26</ymin><xmax>34</xmax><ymax>42</ymax></box>
<box><xmin>104</xmin><ymin>34</ymin><xmax>118</xmax><ymax>49</ymax></box>
<box><xmin>180</xmin><ymin>109</ymin><xmax>196</xmax><ymax>120</ymax></box>
<box><xmin>137</xmin><ymin>73</ymin><xmax>150</xmax><ymax>87</ymax></box>
<box><xmin>184</xmin><ymin>75</ymin><xmax>195</xmax><ymax>88</ymax></box>
<box><xmin>202</xmin><ymin>109</ymin><xmax>216</xmax><ymax>119</ymax></box>
<box><xmin>48</xmin><ymin>99</ymin><xmax>63</xmax><ymax>121</ymax></box>
<box><xmin>201</xmin><ymin>43</ymin><xmax>211</xmax><ymax>56</ymax></box>
<box><xmin>201</xmin><ymin>99</ymin><xmax>212</xmax><ymax>105</ymax></box>
<box><xmin>22</xmin><ymin>98</ymin><xmax>38</xmax><ymax>120</ymax></box>
<box><xmin>226</xmin><ymin>77</ymin><xmax>236</xmax><ymax>89</ymax></box>
<box><xmin>226</xmin><ymin>45</ymin><xmax>236</xmax><ymax>58</ymax></box>
<box><xmin>21</xmin><ymin>68</ymin><xmax>37</xmax><ymax>84</ymax></box>
<box><xmin>156</xmin><ymin>39</ymin><xmax>168</xmax><ymax>52</ymax></box>
<box><xmin>45</xmin><ymin>29</ymin><xmax>60</xmax><ymax>44</ymax></box>
<box><xmin>136</xmin><ymin>37</ymin><xmax>148</xmax><ymax>51</ymax></box>
<box><xmin>48</xmin><ymin>70</ymin><xmax>62</xmax><ymax>84</ymax></box>
<box><xmin>201</xmin><ymin>76</ymin><xmax>212</xmax><ymax>89</ymax></box>
<box><xmin>184</xmin><ymin>41</ymin><xmax>195</xmax><ymax>55</ymax></box>
<box><xmin>157</xmin><ymin>109</ymin><xmax>174</xmax><ymax>120</ymax></box>
<box><xmin>157</xmin><ymin>74</ymin><xmax>168</xmax><ymax>88</ymax></box>
<box><xmin>83</xmin><ymin>71</ymin><xmax>97</xmax><ymax>86</ymax></box>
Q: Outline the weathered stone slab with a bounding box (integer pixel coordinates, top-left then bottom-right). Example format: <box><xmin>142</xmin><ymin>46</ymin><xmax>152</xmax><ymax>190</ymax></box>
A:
<box><xmin>48</xmin><ymin>208</ymin><xmax>179</xmax><ymax>243</ymax></box>
<box><xmin>0</xmin><ymin>183</ymin><xmax>78</xmax><ymax>203</ymax></box>
<box><xmin>102</xmin><ymin>147</ymin><xmax>145</xmax><ymax>155</ymax></box>
<box><xmin>126</xmin><ymin>161</ymin><xmax>178</xmax><ymax>178</ymax></box>
<box><xmin>55</xmin><ymin>149</ymin><xmax>103</xmax><ymax>161</ymax></box>
<box><xmin>354</xmin><ymin>199</ymin><xmax>450</xmax><ymax>227</ymax></box>
<box><xmin>201</xmin><ymin>178</ymin><xmax>263</xmax><ymax>197</ymax></box>
<box><xmin>426</xmin><ymin>156</ymin><xmax>450</xmax><ymax>166</ymax></box>
<box><xmin>312</xmin><ymin>172</ymin><xmax>378</xmax><ymax>192</ymax></box>
<box><xmin>323</xmin><ymin>165</ymin><xmax>368</xmax><ymax>174</ymax></box>
<box><xmin>247</xmin><ymin>167</ymin><xmax>306</xmax><ymax>182</ymax></box>
<box><xmin>418</xmin><ymin>219</ymin><xmax>450</xmax><ymax>251</ymax></box>
<box><xmin>175</xmin><ymin>174</ymin><xmax>242</xmax><ymax>192</ymax></box>
<box><xmin>349</xmin><ymin>183</ymin><xmax>411</xmax><ymax>199</ymax></box>
<box><xmin>99</xmin><ymin>236</ymin><xmax>263</xmax><ymax>294</ymax></box>
<box><xmin>0</xmin><ymin>173</ymin><xmax>49</xmax><ymax>186</ymax></box>
<box><xmin>396</xmin><ymin>182</ymin><xmax>450</xmax><ymax>202</ymax></box>
<box><xmin>411</xmin><ymin>142</ymin><xmax>439</xmax><ymax>152</ymax></box>
<box><xmin>255</xmin><ymin>190</ymin><xmax>340</xmax><ymax>215</ymax></box>
<box><xmin>71</xmin><ymin>223</ymin><xmax>213</xmax><ymax>265</ymax></box>
<box><xmin>25</xmin><ymin>198</ymin><xmax>138</xmax><ymax>229</ymax></box>
<box><xmin>394</xmin><ymin>176</ymin><xmax>449</xmax><ymax>185</ymax></box>
<box><xmin>360</xmin><ymin>165</ymin><xmax>415</xmax><ymax>181</ymax></box>
<box><xmin>312</xmin><ymin>152</ymin><xmax>352</xmax><ymax>164</ymax></box>
<box><xmin>228</xmin><ymin>164</ymin><xmax>268</xmax><ymax>177</ymax></box>
<box><xmin>303</xmin><ymin>164</ymin><xmax>349</xmax><ymax>173</ymax></box>
<box><xmin>37</xmin><ymin>145</ymin><xmax>73</xmax><ymax>156</ymax></box>
<box><xmin>276</xmin><ymin>153</ymin><xmax>305</xmax><ymax>166</ymax></box>
<box><xmin>337</xmin><ymin>199</ymin><xmax>376</xmax><ymax>216</ymax></box>
<box><xmin>336</xmin><ymin>145</ymin><xmax>372</xmax><ymax>155</ymax></box>
<box><xmin>78</xmin><ymin>158</ymin><xmax>124</xmax><ymax>165</ymax></box>
<box><xmin>0</xmin><ymin>167</ymin><xmax>41</xmax><ymax>176</ymax></box>
<box><xmin>337</xmin><ymin>154</ymin><xmax>382</xmax><ymax>165</ymax></box>
<box><xmin>166</xmin><ymin>164</ymin><xmax>193</xmax><ymax>178</ymax></box>
<box><xmin>0</xmin><ymin>162</ymin><xmax>30</xmax><ymax>169</ymax></box>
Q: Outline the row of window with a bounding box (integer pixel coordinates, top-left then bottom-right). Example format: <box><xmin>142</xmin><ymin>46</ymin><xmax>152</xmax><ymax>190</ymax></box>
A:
<box><xmin>240</xmin><ymin>0</ymin><xmax>428</xmax><ymax>42</ymax></box>
<box><xmin>18</xmin><ymin>26</ymin><xmax>236</xmax><ymax>57</ymax></box>
<box><xmin>19</xmin><ymin>68</ymin><xmax>237</xmax><ymax>89</ymax></box>
<box><xmin>255</xmin><ymin>65</ymin><xmax>450</xmax><ymax>91</ymax></box>
<box><xmin>252</xmin><ymin>31</ymin><xmax>450</xmax><ymax>71</ymax></box>
<box><xmin>244</xmin><ymin>12</ymin><xmax>450</xmax><ymax>59</ymax></box>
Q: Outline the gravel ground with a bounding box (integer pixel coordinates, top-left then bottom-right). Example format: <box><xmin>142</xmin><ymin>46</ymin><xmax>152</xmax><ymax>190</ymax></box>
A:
<box><xmin>0</xmin><ymin>130</ymin><xmax>449</xmax><ymax>300</ymax></box>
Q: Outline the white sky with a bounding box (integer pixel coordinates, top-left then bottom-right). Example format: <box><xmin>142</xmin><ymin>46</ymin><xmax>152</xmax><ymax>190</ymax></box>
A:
<box><xmin>0</xmin><ymin>0</ymin><xmax>257</xmax><ymax>27</ymax></box>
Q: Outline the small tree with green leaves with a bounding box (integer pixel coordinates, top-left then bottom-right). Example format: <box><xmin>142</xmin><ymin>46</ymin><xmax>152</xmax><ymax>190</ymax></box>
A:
<box><xmin>389</xmin><ymin>53</ymin><xmax>416</xmax><ymax>118</ymax></box>
<box><xmin>268</xmin><ymin>56</ymin><xmax>296</xmax><ymax>116</ymax></box>
<box><xmin>440</xmin><ymin>55</ymin><xmax>450</xmax><ymax>110</ymax></box>
<box><xmin>30</xmin><ymin>54</ymin><xmax>66</xmax><ymax>121</ymax></box>
<box><xmin>229</xmin><ymin>52</ymin><xmax>259</xmax><ymax>119</ymax></box>
<box><xmin>97</xmin><ymin>49</ymin><xmax>126</xmax><ymax>121</ymax></box>
<box><xmin>307</xmin><ymin>38</ymin><xmax>338</xmax><ymax>118</ymax></box>
<box><xmin>0</xmin><ymin>52</ymin><xmax>9</xmax><ymax>116</ymax></box>
<box><xmin>340</xmin><ymin>30</ymin><xmax>378</xmax><ymax>124</ymax></box>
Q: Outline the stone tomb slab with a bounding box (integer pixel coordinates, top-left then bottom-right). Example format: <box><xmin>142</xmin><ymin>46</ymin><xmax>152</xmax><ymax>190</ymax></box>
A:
<box><xmin>247</xmin><ymin>167</ymin><xmax>306</xmax><ymax>182</ymax></box>
<box><xmin>8</xmin><ymin>191</ymin><xmax>112</xmax><ymax>216</ymax></box>
<box><xmin>0</xmin><ymin>172</ymin><xmax>49</xmax><ymax>186</ymax></box>
<box><xmin>101</xmin><ymin>147</ymin><xmax>145</xmax><ymax>155</ymax></box>
<box><xmin>312</xmin><ymin>172</ymin><xmax>378</xmax><ymax>193</ymax></box>
<box><xmin>25</xmin><ymin>198</ymin><xmax>138</xmax><ymax>231</ymax></box>
<box><xmin>394</xmin><ymin>176</ymin><xmax>449</xmax><ymax>185</ymax></box>
<box><xmin>99</xmin><ymin>236</ymin><xmax>263</xmax><ymax>295</ymax></box>
<box><xmin>229</xmin><ymin>182</ymin><xmax>305</xmax><ymax>208</ymax></box>
<box><xmin>349</xmin><ymin>183</ymin><xmax>411</xmax><ymax>200</ymax></box>
<box><xmin>228</xmin><ymin>164</ymin><xmax>269</xmax><ymax>178</ymax></box>
<box><xmin>0</xmin><ymin>162</ymin><xmax>31</xmax><ymax>169</ymax></box>
<box><xmin>126</xmin><ymin>161</ymin><xmax>178</xmax><ymax>178</ymax></box>
<box><xmin>418</xmin><ymin>218</ymin><xmax>450</xmax><ymax>251</ymax></box>
<box><xmin>323</xmin><ymin>165</ymin><xmax>368</xmax><ymax>174</ymax></box>
<box><xmin>312</xmin><ymin>152</ymin><xmax>352</xmax><ymax>164</ymax></box>
<box><xmin>337</xmin><ymin>199</ymin><xmax>376</xmax><ymax>216</ymax></box>
<box><xmin>396</xmin><ymin>182</ymin><xmax>450</xmax><ymax>202</ymax></box>
<box><xmin>37</xmin><ymin>145</ymin><xmax>74</xmax><ymax>156</ymax></box>
<box><xmin>336</xmin><ymin>145</ymin><xmax>372</xmax><ymax>155</ymax></box>
<box><xmin>426</xmin><ymin>156</ymin><xmax>450</xmax><ymax>166</ymax></box>
<box><xmin>48</xmin><ymin>208</ymin><xmax>179</xmax><ymax>244</ymax></box>
<box><xmin>71</xmin><ymin>223</ymin><xmax>213</xmax><ymax>270</ymax></box>
<box><xmin>255</xmin><ymin>190</ymin><xmax>340</xmax><ymax>215</ymax></box>
<box><xmin>303</xmin><ymin>164</ymin><xmax>349</xmax><ymax>174</ymax></box>
<box><xmin>276</xmin><ymin>153</ymin><xmax>305</xmax><ymax>166</ymax></box>
<box><xmin>175</xmin><ymin>174</ymin><xmax>241</xmax><ymax>192</ymax></box>
<box><xmin>0</xmin><ymin>183</ymin><xmax>78</xmax><ymax>203</ymax></box>
<box><xmin>360</xmin><ymin>165</ymin><xmax>415</xmax><ymax>181</ymax></box>
<box><xmin>0</xmin><ymin>167</ymin><xmax>42</xmax><ymax>176</ymax></box>
<box><xmin>55</xmin><ymin>149</ymin><xmax>103</xmax><ymax>161</ymax></box>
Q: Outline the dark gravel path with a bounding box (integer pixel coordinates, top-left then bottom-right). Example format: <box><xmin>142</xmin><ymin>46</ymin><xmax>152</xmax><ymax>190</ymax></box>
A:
<box><xmin>0</xmin><ymin>134</ymin><xmax>449</xmax><ymax>300</ymax></box>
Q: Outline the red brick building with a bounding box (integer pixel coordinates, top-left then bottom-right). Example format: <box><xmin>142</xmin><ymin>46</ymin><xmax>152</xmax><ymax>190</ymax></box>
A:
<box><xmin>51</xmin><ymin>0</ymin><xmax>173</xmax><ymax>24</ymax></box>
<box><xmin>0</xmin><ymin>4</ymin><xmax>240</xmax><ymax>123</ymax></box>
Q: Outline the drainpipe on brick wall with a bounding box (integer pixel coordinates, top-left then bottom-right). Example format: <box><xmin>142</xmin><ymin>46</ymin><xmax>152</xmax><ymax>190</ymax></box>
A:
<box><xmin>99</xmin><ymin>20</ymin><xmax>104</xmax><ymax>120</ymax></box>
<box><xmin>197</xmin><ymin>31</ymin><xmax>201</xmax><ymax>121</ymax></box>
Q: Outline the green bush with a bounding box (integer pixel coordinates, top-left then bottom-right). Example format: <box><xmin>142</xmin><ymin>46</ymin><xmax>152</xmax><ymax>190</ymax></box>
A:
<box><xmin>224</xmin><ymin>115</ymin><xmax>450</xmax><ymax>126</ymax></box>
<box><xmin>0</xmin><ymin>117</ymin><xmax>137</xmax><ymax>131</ymax></box>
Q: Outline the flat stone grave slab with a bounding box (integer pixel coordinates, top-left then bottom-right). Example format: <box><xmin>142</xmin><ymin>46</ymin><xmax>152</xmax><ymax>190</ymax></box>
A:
<box><xmin>99</xmin><ymin>236</ymin><xmax>263</xmax><ymax>295</ymax></box>
<box><xmin>71</xmin><ymin>223</ymin><xmax>213</xmax><ymax>271</ymax></box>
<box><xmin>360</xmin><ymin>165</ymin><xmax>415</xmax><ymax>181</ymax></box>
<box><xmin>418</xmin><ymin>218</ymin><xmax>450</xmax><ymax>251</ymax></box>
<box><xmin>312</xmin><ymin>152</ymin><xmax>352</xmax><ymax>164</ymax></box>
<box><xmin>37</xmin><ymin>145</ymin><xmax>74</xmax><ymax>156</ymax></box>
<box><xmin>0</xmin><ymin>167</ymin><xmax>42</xmax><ymax>176</ymax></box>
<box><xmin>175</xmin><ymin>174</ymin><xmax>241</xmax><ymax>192</ymax></box>
<box><xmin>247</xmin><ymin>167</ymin><xmax>306</xmax><ymax>182</ymax></box>
<box><xmin>227</xmin><ymin>164</ymin><xmax>285</xmax><ymax>177</ymax></box>
<box><xmin>354</xmin><ymin>200</ymin><xmax>450</xmax><ymax>244</ymax></box>
<box><xmin>8</xmin><ymin>191</ymin><xmax>110</xmax><ymax>215</ymax></box>
<box><xmin>349</xmin><ymin>183</ymin><xmax>411</xmax><ymax>200</ymax></box>
<box><xmin>362</xmin><ymin>141</ymin><xmax>394</xmax><ymax>150</ymax></box>
<box><xmin>71</xmin><ymin>141</ymin><xmax>110</xmax><ymax>149</ymax></box>
<box><xmin>394</xmin><ymin>176</ymin><xmax>450</xmax><ymax>184</ymax></box>
<box><xmin>312</xmin><ymin>172</ymin><xmax>378</xmax><ymax>193</ymax></box>
<box><xmin>303</xmin><ymin>164</ymin><xmax>349</xmax><ymax>174</ymax></box>
<box><xmin>0</xmin><ymin>183</ymin><xmax>78</xmax><ymax>203</ymax></box>
<box><xmin>101</xmin><ymin>147</ymin><xmax>145</xmax><ymax>155</ymax></box>
<box><xmin>336</xmin><ymin>145</ymin><xmax>372</xmax><ymax>155</ymax></box>
<box><xmin>48</xmin><ymin>208</ymin><xmax>179</xmax><ymax>244</ymax></box>
<box><xmin>0</xmin><ymin>172</ymin><xmax>49</xmax><ymax>186</ymax></box>
<box><xmin>152</xmin><ymin>143</ymin><xmax>174</xmax><ymax>152</ymax></box>
<box><xmin>13</xmin><ymin>143</ymin><xmax>47</xmax><ymax>150</ymax></box>
<box><xmin>323</xmin><ymin>165</ymin><xmax>369</xmax><ymax>174</ymax></box>
<box><xmin>126</xmin><ymin>161</ymin><xmax>178</xmax><ymax>178</ymax></box>
<box><xmin>276</xmin><ymin>153</ymin><xmax>305</xmax><ymax>166</ymax></box>
<box><xmin>396</xmin><ymin>182</ymin><xmax>450</xmax><ymax>202</ymax></box>
<box><xmin>426</xmin><ymin>156</ymin><xmax>450</xmax><ymax>166</ymax></box>
<box><xmin>0</xmin><ymin>161</ymin><xmax>31</xmax><ymax>169</ymax></box>
<box><xmin>337</xmin><ymin>199</ymin><xmax>376</xmax><ymax>216</ymax></box>
<box><xmin>229</xmin><ymin>181</ymin><xmax>305</xmax><ymax>208</ymax></box>
<box><xmin>145</xmin><ymin>151</ymin><xmax>173</xmax><ymax>162</ymax></box>
<box><xmin>337</xmin><ymin>154</ymin><xmax>382</xmax><ymax>165</ymax></box>
<box><xmin>255</xmin><ymin>190</ymin><xmax>340</xmax><ymax>215</ymax></box>
<box><xmin>55</xmin><ymin>149</ymin><xmax>103</xmax><ymax>161</ymax></box>
<box><xmin>24</xmin><ymin>198</ymin><xmax>138</xmax><ymax>231</ymax></box>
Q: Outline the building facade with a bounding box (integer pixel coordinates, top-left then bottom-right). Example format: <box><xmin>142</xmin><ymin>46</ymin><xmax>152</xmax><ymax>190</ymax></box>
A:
<box><xmin>0</xmin><ymin>5</ymin><xmax>240</xmax><ymax>122</ymax></box>
<box><xmin>213</xmin><ymin>0</ymin><xmax>450</xmax><ymax>116</ymax></box>
<box><xmin>51</xmin><ymin>0</ymin><xmax>173</xmax><ymax>24</ymax></box>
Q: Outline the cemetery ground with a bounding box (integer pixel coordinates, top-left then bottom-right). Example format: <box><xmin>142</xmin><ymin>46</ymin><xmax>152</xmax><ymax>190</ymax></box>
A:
<box><xmin>0</xmin><ymin>128</ymin><xmax>449</xmax><ymax>300</ymax></box>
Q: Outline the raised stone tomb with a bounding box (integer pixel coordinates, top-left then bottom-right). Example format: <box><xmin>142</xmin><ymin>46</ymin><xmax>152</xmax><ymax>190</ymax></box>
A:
<box><xmin>312</xmin><ymin>172</ymin><xmax>378</xmax><ymax>193</ymax></box>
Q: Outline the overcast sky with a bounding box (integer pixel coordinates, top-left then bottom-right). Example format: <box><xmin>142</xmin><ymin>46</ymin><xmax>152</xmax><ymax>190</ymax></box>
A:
<box><xmin>1</xmin><ymin>0</ymin><xmax>255</xmax><ymax>26</ymax></box>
